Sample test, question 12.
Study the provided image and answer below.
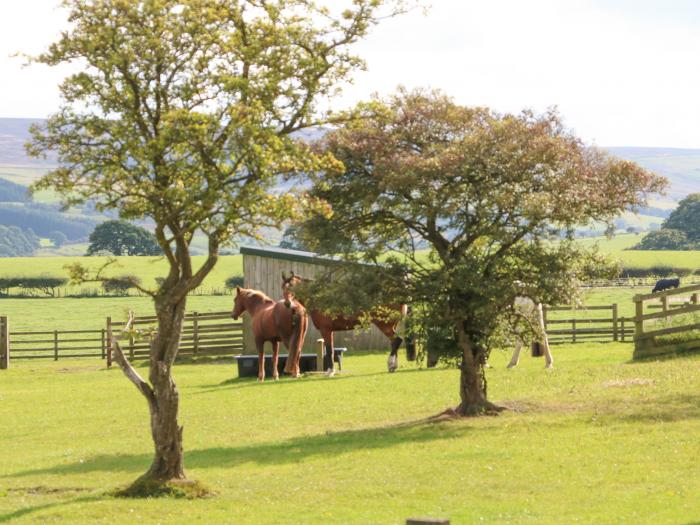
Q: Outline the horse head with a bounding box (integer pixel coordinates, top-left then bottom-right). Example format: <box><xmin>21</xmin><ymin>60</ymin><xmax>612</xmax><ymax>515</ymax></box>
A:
<box><xmin>231</xmin><ymin>286</ymin><xmax>247</xmax><ymax>320</ymax></box>
<box><xmin>281</xmin><ymin>271</ymin><xmax>305</xmax><ymax>307</ymax></box>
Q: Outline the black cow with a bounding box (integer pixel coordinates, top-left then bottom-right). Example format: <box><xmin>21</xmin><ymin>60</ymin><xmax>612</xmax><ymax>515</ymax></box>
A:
<box><xmin>652</xmin><ymin>278</ymin><xmax>680</xmax><ymax>293</ymax></box>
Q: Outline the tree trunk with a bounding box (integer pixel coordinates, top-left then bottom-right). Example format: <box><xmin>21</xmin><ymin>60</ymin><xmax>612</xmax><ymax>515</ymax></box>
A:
<box><xmin>142</xmin><ymin>296</ymin><xmax>188</xmax><ymax>482</ymax></box>
<box><xmin>454</xmin><ymin>326</ymin><xmax>499</xmax><ymax>416</ymax></box>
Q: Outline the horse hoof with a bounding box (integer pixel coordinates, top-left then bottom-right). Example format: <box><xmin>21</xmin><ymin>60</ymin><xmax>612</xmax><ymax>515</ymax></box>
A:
<box><xmin>273</xmin><ymin>376</ymin><xmax>279</xmax><ymax>381</ymax></box>
<box><xmin>325</xmin><ymin>369</ymin><xmax>336</xmax><ymax>377</ymax></box>
<box><xmin>258</xmin><ymin>377</ymin><xmax>264</xmax><ymax>382</ymax></box>
<box><xmin>387</xmin><ymin>355</ymin><xmax>398</xmax><ymax>373</ymax></box>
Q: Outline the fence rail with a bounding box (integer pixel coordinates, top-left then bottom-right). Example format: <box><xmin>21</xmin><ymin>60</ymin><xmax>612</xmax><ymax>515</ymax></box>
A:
<box><xmin>543</xmin><ymin>304</ymin><xmax>632</xmax><ymax>344</ymax></box>
<box><xmin>0</xmin><ymin>311</ymin><xmax>243</xmax><ymax>367</ymax></box>
<box><xmin>633</xmin><ymin>284</ymin><xmax>700</xmax><ymax>358</ymax></box>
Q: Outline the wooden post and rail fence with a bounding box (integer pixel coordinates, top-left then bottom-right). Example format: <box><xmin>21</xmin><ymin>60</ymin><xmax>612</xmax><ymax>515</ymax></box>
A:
<box><xmin>0</xmin><ymin>311</ymin><xmax>243</xmax><ymax>367</ymax></box>
<box><xmin>8</xmin><ymin>295</ymin><xmax>700</xmax><ymax>366</ymax></box>
<box><xmin>632</xmin><ymin>284</ymin><xmax>700</xmax><ymax>359</ymax></box>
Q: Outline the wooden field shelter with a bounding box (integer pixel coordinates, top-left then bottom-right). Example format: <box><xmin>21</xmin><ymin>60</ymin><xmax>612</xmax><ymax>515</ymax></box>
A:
<box><xmin>240</xmin><ymin>246</ymin><xmax>391</xmax><ymax>354</ymax></box>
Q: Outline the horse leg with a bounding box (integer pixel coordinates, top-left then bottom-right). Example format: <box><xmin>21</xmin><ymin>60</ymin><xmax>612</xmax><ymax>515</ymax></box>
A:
<box><xmin>271</xmin><ymin>341</ymin><xmax>280</xmax><ymax>380</ymax></box>
<box><xmin>378</xmin><ymin>322</ymin><xmax>402</xmax><ymax>373</ymax></box>
<box><xmin>256</xmin><ymin>338</ymin><xmax>266</xmax><ymax>381</ymax></box>
<box><xmin>323</xmin><ymin>329</ymin><xmax>335</xmax><ymax>376</ymax></box>
<box><xmin>508</xmin><ymin>339</ymin><xmax>522</xmax><ymax>369</ymax></box>
<box><xmin>297</xmin><ymin>315</ymin><xmax>309</xmax><ymax>378</ymax></box>
<box><xmin>387</xmin><ymin>335</ymin><xmax>402</xmax><ymax>373</ymax></box>
<box><xmin>537</xmin><ymin>303</ymin><xmax>554</xmax><ymax>369</ymax></box>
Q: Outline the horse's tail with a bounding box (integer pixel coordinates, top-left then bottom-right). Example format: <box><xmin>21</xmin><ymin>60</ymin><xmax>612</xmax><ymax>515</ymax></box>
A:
<box><xmin>285</xmin><ymin>304</ymin><xmax>308</xmax><ymax>374</ymax></box>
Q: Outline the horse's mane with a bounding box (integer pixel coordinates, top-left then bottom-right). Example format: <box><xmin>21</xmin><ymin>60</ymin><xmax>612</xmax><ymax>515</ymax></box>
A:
<box><xmin>242</xmin><ymin>288</ymin><xmax>274</xmax><ymax>304</ymax></box>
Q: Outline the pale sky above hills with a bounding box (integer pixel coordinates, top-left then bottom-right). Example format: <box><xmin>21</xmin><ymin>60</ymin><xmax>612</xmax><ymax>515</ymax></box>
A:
<box><xmin>1</xmin><ymin>0</ymin><xmax>699</xmax><ymax>148</ymax></box>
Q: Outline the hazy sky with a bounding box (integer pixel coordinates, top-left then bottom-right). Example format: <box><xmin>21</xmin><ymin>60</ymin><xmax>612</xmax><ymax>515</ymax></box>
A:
<box><xmin>2</xmin><ymin>0</ymin><xmax>700</xmax><ymax>147</ymax></box>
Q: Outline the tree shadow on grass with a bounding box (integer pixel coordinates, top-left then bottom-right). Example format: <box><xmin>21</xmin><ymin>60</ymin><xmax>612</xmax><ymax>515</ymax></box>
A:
<box><xmin>194</xmin><ymin>366</ymin><xmax>443</xmax><ymax>394</ymax></box>
<box><xmin>0</xmin><ymin>494</ymin><xmax>103</xmax><ymax>524</ymax></box>
<box><xmin>5</xmin><ymin>417</ymin><xmax>471</xmax><ymax>480</ymax></box>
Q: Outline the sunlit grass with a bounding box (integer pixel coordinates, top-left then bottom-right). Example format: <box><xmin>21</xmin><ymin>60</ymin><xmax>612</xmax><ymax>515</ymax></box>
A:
<box><xmin>1</xmin><ymin>344</ymin><xmax>700</xmax><ymax>523</ymax></box>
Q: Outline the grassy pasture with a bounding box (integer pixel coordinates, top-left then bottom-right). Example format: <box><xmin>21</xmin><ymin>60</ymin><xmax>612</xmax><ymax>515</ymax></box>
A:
<box><xmin>0</xmin><ymin>286</ymin><xmax>643</xmax><ymax>333</ymax></box>
<box><xmin>576</xmin><ymin>233</ymin><xmax>700</xmax><ymax>272</ymax></box>
<box><xmin>0</xmin><ymin>255</ymin><xmax>243</xmax><ymax>296</ymax></box>
<box><xmin>1</xmin><ymin>345</ymin><xmax>700</xmax><ymax>524</ymax></box>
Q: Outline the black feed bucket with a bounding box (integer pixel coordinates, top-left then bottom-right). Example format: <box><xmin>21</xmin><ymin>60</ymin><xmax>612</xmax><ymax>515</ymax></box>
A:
<box><xmin>531</xmin><ymin>341</ymin><xmax>544</xmax><ymax>357</ymax></box>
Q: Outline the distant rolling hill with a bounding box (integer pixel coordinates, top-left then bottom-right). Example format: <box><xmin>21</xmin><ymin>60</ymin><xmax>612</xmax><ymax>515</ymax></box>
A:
<box><xmin>0</xmin><ymin>119</ymin><xmax>697</xmax><ymax>243</ymax></box>
<box><xmin>606</xmin><ymin>147</ymin><xmax>700</xmax><ymax>200</ymax></box>
<box><xmin>1</xmin><ymin>118</ymin><xmax>697</xmax><ymax>197</ymax></box>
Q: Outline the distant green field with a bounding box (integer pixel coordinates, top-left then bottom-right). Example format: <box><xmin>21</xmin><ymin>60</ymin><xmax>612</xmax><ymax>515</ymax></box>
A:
<box><xmin>0</xmin><ymin>254</ymin><xmax>242</xmax><ymax>295</ymax></box>
<box><xmin>576</xmin><ymin>233</ymin><xmax>700</xmax><ymax>272</ymax></box>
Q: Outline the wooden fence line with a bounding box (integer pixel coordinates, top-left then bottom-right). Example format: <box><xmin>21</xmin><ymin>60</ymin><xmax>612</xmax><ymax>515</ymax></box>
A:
<box><xmin>0</xmin><ymin>303</ymin><xmax>638</xmax><ymax>368</ymax></box>
<box><xmin>633</xmin><ymin>285</ymin><xmax>700</xmax><ymax>358</ymax></box>
<box><xmin>0</xmin><ymin>310</ymin><xmax>243</xmax><ymax>367</ymax></box>
<box><xmin>0</xmin><ymin>316</ymin><xmax>9</xmax><ymax>369</ymax></box>
<box><xmin>543</xmin><ymin>303</ymin><xmax>632</xmax><ymax>344</ymax></box>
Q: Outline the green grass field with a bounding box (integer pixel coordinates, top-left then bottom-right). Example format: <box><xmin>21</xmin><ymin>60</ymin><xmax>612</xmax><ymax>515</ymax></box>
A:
<box><xmin>0</xmin><ymin>255</ymin><xmax>243</xmax><ymax>296</ymax></box>
<box><xmin>2</xmin><ymin>344</ymin><xmax>700</xmax><ymax>524</ymax></box>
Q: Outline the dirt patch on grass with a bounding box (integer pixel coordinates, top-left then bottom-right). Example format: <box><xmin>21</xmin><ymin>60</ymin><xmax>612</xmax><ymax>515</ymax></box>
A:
<box><xmin>602</xmin><ymin>378</ymin><xmax>654</xmax><ymax>388</ymax></box>
<box><xmin>57</xmin><ymin>366</ymin><xmax>103</xmax><ymax>374</ymax></box>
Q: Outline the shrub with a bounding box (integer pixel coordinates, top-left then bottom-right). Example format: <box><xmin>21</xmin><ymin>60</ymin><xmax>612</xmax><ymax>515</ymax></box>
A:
<box><xmin>102</xmin><ymin>275</ymin><xmax>142</xmax><ymax>296</ymax></box>
<box><xmin>0</xmin><ymin>276</ymin><xmax>68</xmax><ymax>297</ymax></box>
<box><xmin>224</xmin><ymin>276</ymin><xmax>245</xmax><ymax>290</ymax></box>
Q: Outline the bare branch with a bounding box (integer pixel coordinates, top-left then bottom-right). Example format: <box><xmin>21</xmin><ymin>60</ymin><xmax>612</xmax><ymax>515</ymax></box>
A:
<box><xmin>111</xmin><ymin>311</ymin><xmax>156</xmax><ymax>408</ymax></box>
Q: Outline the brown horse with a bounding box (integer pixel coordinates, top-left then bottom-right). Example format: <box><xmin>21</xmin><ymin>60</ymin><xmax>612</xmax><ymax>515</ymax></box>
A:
<box><xmin>231</xmin><ymin>286</ymin><xmax>308</xmax><ymax>380</ymax></box>
<box><xmin>282</xmin><ymin>272</ymin><xmax>408</xmax><ymax>373</ymax></box>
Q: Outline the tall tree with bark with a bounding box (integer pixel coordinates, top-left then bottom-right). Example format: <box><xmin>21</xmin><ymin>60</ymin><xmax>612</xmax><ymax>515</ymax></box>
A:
<box><xmin>27</xmin><ymin>0</ymin><xmax>405</xmax><ymax>492</ymax></box>
<box><xmin>296</xmin><ymin>89</ymin><xmax>667</xmax><ymax>416</ymax></box>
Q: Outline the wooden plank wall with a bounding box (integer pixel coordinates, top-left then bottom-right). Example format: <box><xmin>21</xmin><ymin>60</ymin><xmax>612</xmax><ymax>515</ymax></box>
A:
<box><xmin>242</xmin><ymin>253</ymin><xmax>390</xmax><ymax>354</ymax></box>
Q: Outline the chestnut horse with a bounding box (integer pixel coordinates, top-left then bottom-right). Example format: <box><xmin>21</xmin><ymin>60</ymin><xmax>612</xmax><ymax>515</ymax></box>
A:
<box><xmin>281</xmin><ymin>272</ymin><xmax>407</xmax><ymax>373</ymax></box>
<box><xmin>231</xmin><ymin>286</ymin><xmax>308</xmax><ymax>380</ymax></box>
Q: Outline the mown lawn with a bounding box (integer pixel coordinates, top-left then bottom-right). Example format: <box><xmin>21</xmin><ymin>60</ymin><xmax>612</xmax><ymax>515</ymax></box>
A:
<box><xmin>1</xmin><ymin>343</ymin><xmax>700</xmax><ymax>524</ymax></box>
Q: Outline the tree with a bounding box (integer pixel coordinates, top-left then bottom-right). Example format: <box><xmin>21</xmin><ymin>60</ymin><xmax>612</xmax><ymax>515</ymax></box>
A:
<box><xmin>662</xmin><ymin>193</ymin><xmax>700</xmax><ymax>242</ymax></box>
<box><xmin>632</xmin><ymin>228</ymin><xmax>690</xmax><ymax>250</ymax></box>
<box><xmin>278</xmin><ymin>225</ymin><xmax>309</xmax><ymax>251</ymax></box>
<box><xmin>49</xmin><ymin>230</ymin><xmax>68</xmax><ymax>248</ymax></box>
<box><xmin>28</xmin><ymin>0</ymin><xmax>403</xmax><ymax>494</ymax></box>
<box><xmin>297</xmin><ymin>89</ymin><xmax>666</xmax><ymax>416</ymax></box>
<box><xmin>87</xmin><ymin>220</ymin><xmax>161</xmax><ymax>256</ymax></box>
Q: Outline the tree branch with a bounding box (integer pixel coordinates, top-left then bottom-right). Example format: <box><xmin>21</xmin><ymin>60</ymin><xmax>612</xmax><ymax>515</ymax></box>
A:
<box><xmin>111</xmin><ymin>311</ymin><xmax>157</xmax><ymax>408</ymax></box>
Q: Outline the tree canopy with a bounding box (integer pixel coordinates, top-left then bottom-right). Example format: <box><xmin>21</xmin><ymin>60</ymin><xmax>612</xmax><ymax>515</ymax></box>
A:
<box><xmin>633</xmin><ymin>193</ymin><xmax>700</xmax><ymax>250</ymax></box>
<box><xmin>297</xmin><ymin>89</ymin><xmax>666</xmax><ymax>416</ymax></box>
<box><xmin>87</xmin><ymin>220</ymin><xmax>161</xmax><ymax>256</ymax></box>
<box><xmin>28</xmin><ymin>0</ymin><xmax>405</xmax><ymax>492</ymax></box>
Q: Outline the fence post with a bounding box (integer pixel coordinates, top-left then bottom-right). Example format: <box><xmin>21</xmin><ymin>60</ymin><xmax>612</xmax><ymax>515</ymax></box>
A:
<box><xmin>692</xmin><ymin>293</ymin><xmax>699</xmax><ymax>305</ymax></box>
<box><xmin>193</xmin><ymin>311</ymin><xmax>199</xmax><ymax>356</ymax></box>
<box><xmin>106</xmin><ymin>317</ymin><xmax>113</xmax><ymax>368</ymax></box>
<box><xmin>0</xmin><ymin>316</ymin><xmax>9</xmax><ymax>370</ymax></box>
<box><xmin>620</xmin><ymin>317</ymin><xmax>625</xmax><ymax>342</ymax></box>
<box><xmin>572</xmin><ymin>318</ymin><xmax>576</xmax><ymax>343</ymax></box>
<box><xmin>54</xmin><ymin>330</ymin><xmax>59</xmax><ymax>361</ymax></box>
<box><xmin>634</xmin><ymin>296</ymin><xmax>644</xmax><ymax>340</ymax></box>
<box><xmin>661</xmin><ymin>295</ymin><xmax>669</xmax><ymax>318</ymax></box>
<box><xmin>612</xmin><ymin>303</ymin><xmax>618</xmax><ymax>342</ymax></box>
<box><xmin>101</xmin><ymin>329</ymin><xmax>106</xmax><ymax>359</ymax></box>
<box><xmin>129</xmin><ymin>330</ymin><xmax>135</xmax><ymax>360</ymax></box>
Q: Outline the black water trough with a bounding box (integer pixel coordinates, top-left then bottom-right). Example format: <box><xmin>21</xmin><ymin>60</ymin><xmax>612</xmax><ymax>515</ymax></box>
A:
<box><xmin>235</xmin><ymin>348</ymin><xmax>347</xmax><ymax>378</ymax></box>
